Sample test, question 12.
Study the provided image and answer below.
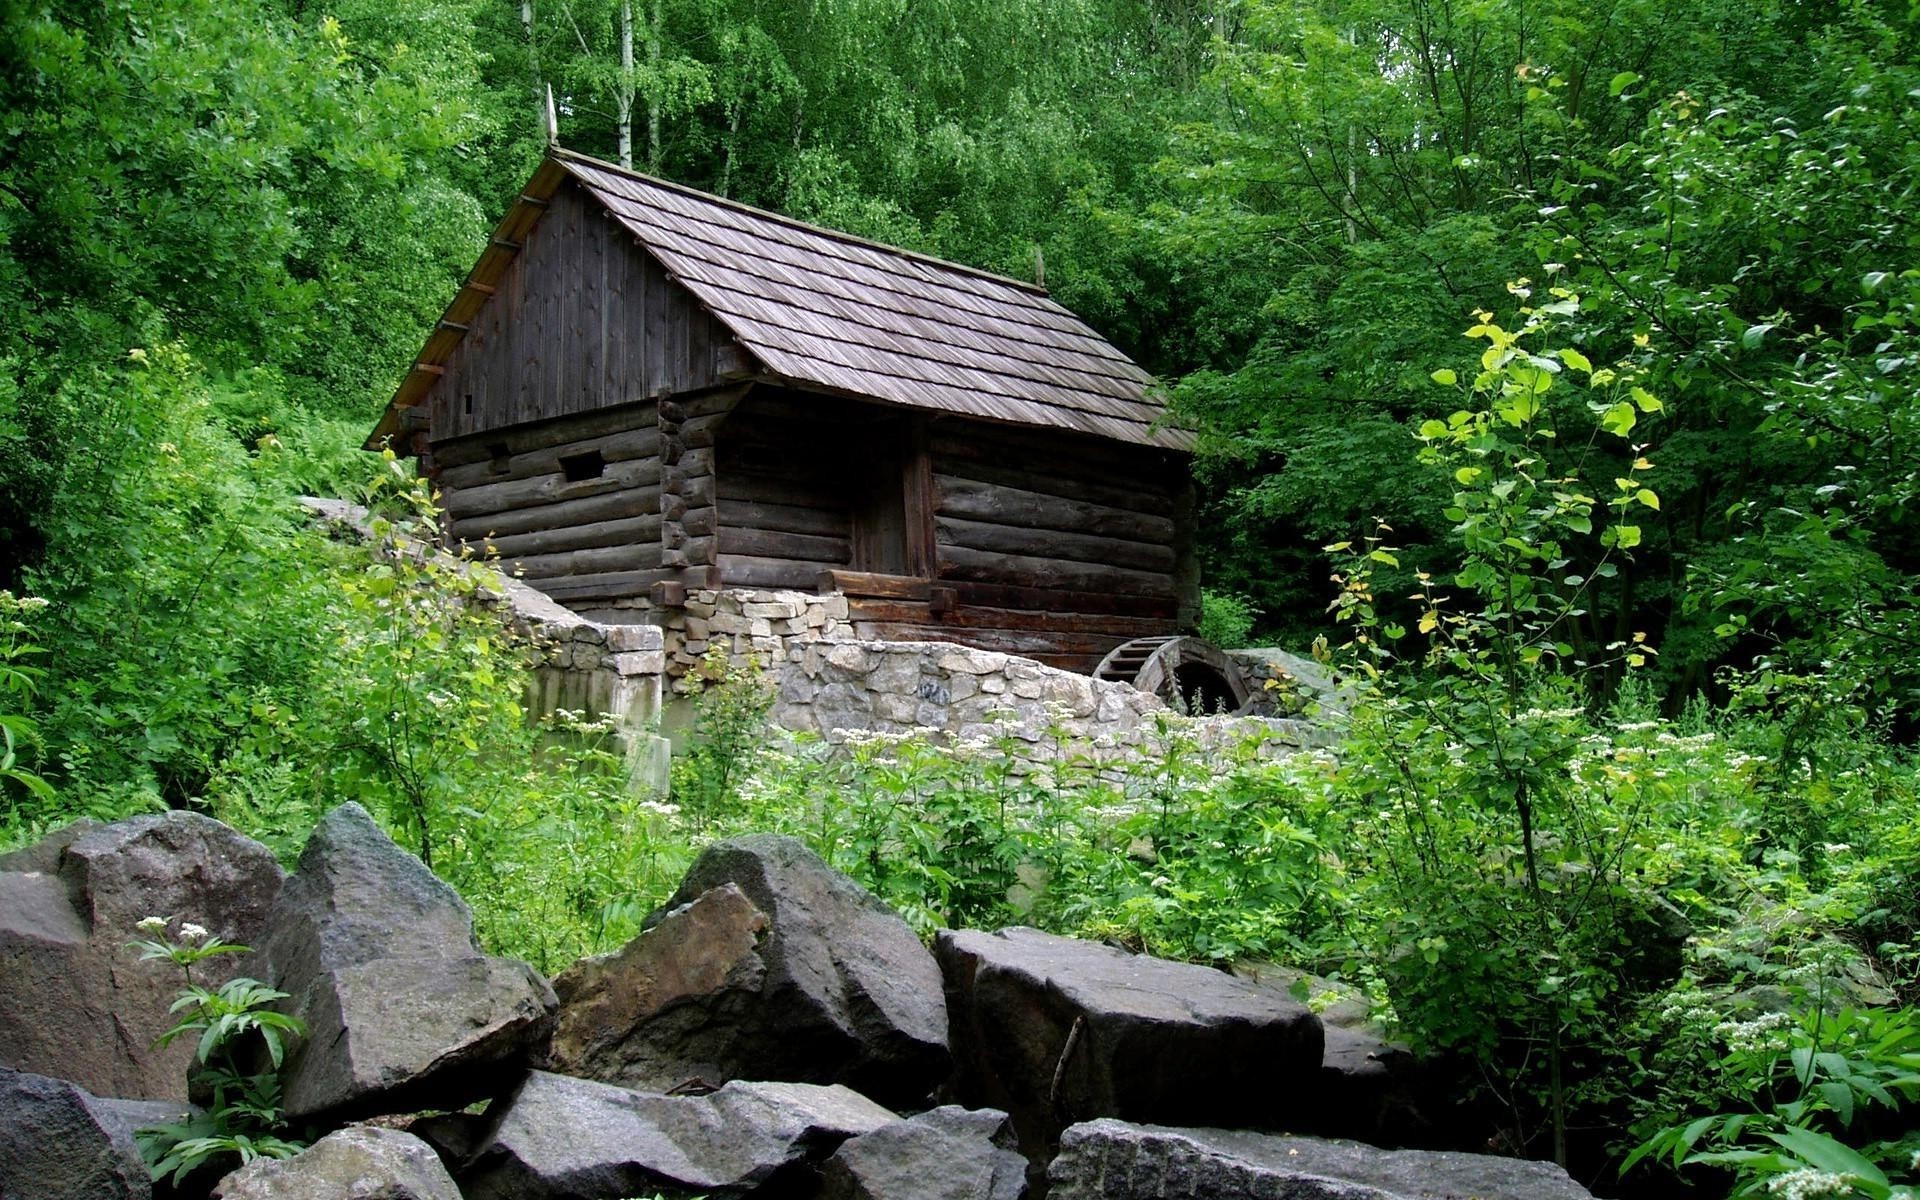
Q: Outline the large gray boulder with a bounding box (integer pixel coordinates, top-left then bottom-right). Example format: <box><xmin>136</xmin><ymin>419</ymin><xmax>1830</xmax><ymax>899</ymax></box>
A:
<box><xmin>818</xmin><ymin>1106</ymin><xmax>1028</xmax><ymax>1200</ymax></box>
<box><xmin>546</xmin><ymin>881</ymin><xmax>770</xmax><ymax>1088</ymax></box>
<box><xmin>611</xmin><ymin>835</ymin><xmax>948</xmax><ymax>1107</ymax></box>
<box><xmin>213</xmin><ymin>1126</ymin><xmax>461</xmax><ymax>1200</ymax></box>
<box><xmin>460</xmin><ymin>1069</ymin><xmax>897</xmax><ymax>1200</ymax></box>
<box><xmin>0</xmin><ymin>1066</ymin><xmax>190</xmax><ymax>1200</ymax></box>
<box><xmin>0</xmin><ymin>813</ymin><xmax>284</xmax><ymax>1100</ymax></box>
<box><xmin>1047</xmin><ymin>1119</ymin><xmax>1596</xmax><ymax>1200</ymax></box>
<box><xmin>936</xmin><ymin>927</ymin><xmax>1323</xmax><ymax>1156</ymax></box>
<box><xmin>257</xmin><ymin>803</ymin><xmax>557</xmax><ymax>1121</ymax></box>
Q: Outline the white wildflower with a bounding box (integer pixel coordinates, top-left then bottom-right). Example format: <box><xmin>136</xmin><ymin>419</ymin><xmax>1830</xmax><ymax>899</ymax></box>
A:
<box><xmin>1713</xmin><ymin>1011</ymin><xmax>1795</xmax><ymax>1051</ymax></box>
<box><xmin>178</xmin><ymin>923</ymin><xmax>210</xmax><ymax>942</ymax></box>
<box><xmin>136</xmin><ymin>916</ymin><xmax>169</xmax><ymax>934</ymax></box>
<box><xmin>1765</xmin><ymin>1167</ymin><xmax>1857</xmax><ymax>1200</ymax></box>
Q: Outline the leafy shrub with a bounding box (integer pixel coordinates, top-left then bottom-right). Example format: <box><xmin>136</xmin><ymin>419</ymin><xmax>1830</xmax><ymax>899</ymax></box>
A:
<box><xmin>0</xmin><ymin>590</ymin><xmax>53</xmax><ymax>813</ymax></box>
<box><xmin>1198</xmin><ymin>588</ymin><xmax>1262</xmax><ymax>648</ymax></box>
<box><xmin>670</xmin><ymin>646</ymin><xmax>776</xmax><ymax>832</ymax></box>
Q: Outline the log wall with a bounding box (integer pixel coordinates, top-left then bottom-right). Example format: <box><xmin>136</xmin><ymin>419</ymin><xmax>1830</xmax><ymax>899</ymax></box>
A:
<box><xmin>427</xmin><ymin>180</ymin><xmax>750</xmax><ymax>444</ymax></box>
<box><xmin>435</xmin><ymin>401</ymin><xmax>671</xmax><ymax>605</ymax></box>
<box><xmin>866</xmin><ymin>419</ymin><xmax>1193</xmax><ymax>673</ymax></box>
<box><xmin>713</xmin><ymin>390</ymin><xmax>858</xmax><ymax>588</ymax></box>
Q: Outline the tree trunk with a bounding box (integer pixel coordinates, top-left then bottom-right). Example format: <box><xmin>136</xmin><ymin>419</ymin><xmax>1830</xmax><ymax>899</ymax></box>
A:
<box><xmin>522</xmin><ymin>0</ymin><xmax>544</xmax><ymax>142</ymax></box>
<box><xmin>646</xmin><ymin>0</ymin><xmax>662</xmax><ymax>170</ymax></box>
<box><xmin>617</xmin><ymin>0</ymin><xmax>634</xmax><ymax>168</ymax></box>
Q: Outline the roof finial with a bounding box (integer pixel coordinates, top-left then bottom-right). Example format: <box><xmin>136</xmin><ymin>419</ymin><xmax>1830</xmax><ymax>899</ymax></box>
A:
<box><xmin>1033</xmin><ymin>244</ymin><xmax>1046</xmax><ymax>289</ymax></box>
<box><xmin>545</xmin><ymin>84</ymin><xmax>560</xmax><ymax>148</ymax></box>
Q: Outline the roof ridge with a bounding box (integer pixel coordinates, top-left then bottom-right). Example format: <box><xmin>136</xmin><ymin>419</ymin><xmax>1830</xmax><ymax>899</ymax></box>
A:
<box><xmin>548</xmin><ymin>146</ymin><xmax>1056</xmax><ymax>300</ymax></box>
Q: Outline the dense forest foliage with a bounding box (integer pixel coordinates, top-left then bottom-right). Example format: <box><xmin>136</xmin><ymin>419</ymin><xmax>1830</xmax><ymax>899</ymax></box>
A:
<box><xmin>3</xmin><ymin>1</ymin><xmax>1918</xmax><ymax>1196</ymax></box>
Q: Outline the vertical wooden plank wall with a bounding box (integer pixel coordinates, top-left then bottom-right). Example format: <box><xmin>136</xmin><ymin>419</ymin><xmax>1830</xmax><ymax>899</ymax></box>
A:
<box><xmin>427</xmin><ymin>181</ymin><xmax>749</xmax><ymax>443</ymax></box>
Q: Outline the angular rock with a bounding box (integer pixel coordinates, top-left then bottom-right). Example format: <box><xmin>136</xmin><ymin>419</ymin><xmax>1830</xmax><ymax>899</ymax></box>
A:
<box><xmin>212</xmin><ymin>1126</ymin><xmax>461</xmax><ymax>1200</ymax></box>
<box><xmin>461</xmin><ymin>1070</ymin><xmax>897</xmax><ymax>1200</ymax></box>
<box><xmin>0</xmin><ymin>1066</ymin><xmax>191</xmax><ymax>1200</ymax></box>
<box><xmin>0</xmin><ymin>813</ymin><xmax>284</xmax><ymax>1100</ymax></box>
<box><xmin>258</xmin><ymin>803</ymin><xmax>557</xmax><ymax>1121</ymax></box>
<box><xmin>1047</xmin><ymin>1119</ymin><xmax>1596</xmax><ymax>1200</ymax></box>
<box><xmin>546</xmin><ymin>882</ymin><xmax>769</xmax><ymax>1088</ymax></box>
<box><xmin>936</xmin><ymin>927</ymin><xmax>1322</xmax><ymax>1156</ymax></box>
<box><xmin>818</xmin><ymin>1106</ymin><xmax>1027</xmax><ymax>1200</ymax></box>
<box><xmin>1230</xmin><ymin>963</ymin><xmax>1442</xmax><ymax>1146</ymax></box>
<box><xmin>630</xmin><ymin>835</ymin><xmax>948</xmax><ymax>1107</ymax></box>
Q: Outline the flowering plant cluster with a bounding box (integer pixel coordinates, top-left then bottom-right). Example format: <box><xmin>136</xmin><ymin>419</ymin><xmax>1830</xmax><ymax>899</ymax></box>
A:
<box><xmin>129</xmin><ymin>916</ymin><xmax>307</xmax><ymax>1186</ymax></box>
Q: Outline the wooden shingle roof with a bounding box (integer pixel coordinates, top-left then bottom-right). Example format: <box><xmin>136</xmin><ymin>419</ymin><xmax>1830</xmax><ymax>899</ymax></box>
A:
<box><xmin>372</xmin><ymin>149</ymin><xmax>1191</xmax><ymax>452</ymax></box>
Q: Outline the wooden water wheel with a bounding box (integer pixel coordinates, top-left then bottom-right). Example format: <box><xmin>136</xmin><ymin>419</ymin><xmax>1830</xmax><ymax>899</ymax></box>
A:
<box><xmin>1094</xmin><ymin>635</ymin><xmax>1253</xmax><ymax>716</ymax></box>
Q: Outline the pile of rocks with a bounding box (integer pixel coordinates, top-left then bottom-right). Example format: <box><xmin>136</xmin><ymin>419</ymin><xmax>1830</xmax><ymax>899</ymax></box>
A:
<box><xmin>0</xmin><ymin>809</ymin><xmax>1595</xmax><ymax>1200</ymax></box>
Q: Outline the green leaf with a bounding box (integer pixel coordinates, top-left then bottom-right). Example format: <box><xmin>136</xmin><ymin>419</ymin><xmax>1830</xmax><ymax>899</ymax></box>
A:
<box><xmin>1742</xmin><ymin>323</ymin><xmax>1776</xmax><ymax>350</ymax></box>
<box><xmin>1816</xmin><ymin>1079</ymin><xmax>1855</xmax><ymax>1124</ymax></box>
<box><xmin>1637</xmin><ymin>489</ymin><xmax>1660</xmax><ymax>510</ymax></box>
<box><xmin>1631</xmin><ymin>386</ymin><xmax>1663</xmax><ymax>413</ymax></box>
<box><xmin>1431</xmin><ymin>368</ymin><xmax>1458</xmax><ymax>386</ymax></box>
<box><xmin>1419</xmin><ymin>419</ymin><xmax>1449</xmax><ymax>439</ymax></box>
<box><xmin>1765</xmin><ymin>1126</ymin><xmax>1889</xmax><ymax>1185</ymax></box>
<box><xmin>1601</xmin><ymin>402</ymin><xmax>1638</xmax><ymax>436</ymax></box>
<box><xmin>1368</xmin><ymin>549</ymin><xmax>1400</xmax><ymax>567</ymax></box>
<box><xmin>1609</xmin><ymin>525</ymin><xmax>1642</xmax><ymax>549</ymax></box>
<box><xmin>1609</xmin><ymin>70</ymin><xmax>1641</xmax><ymax>96</ymax></box>
<box><xmin>1558</xmin><ymin>348</ymin><xmax>1593</xmax><ymax>374</ymax></box>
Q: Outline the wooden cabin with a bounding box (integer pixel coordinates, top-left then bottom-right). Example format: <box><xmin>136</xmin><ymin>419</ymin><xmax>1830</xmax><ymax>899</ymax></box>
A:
<box><xmin>368</xmin><ymin>149</ymin><xmax>1198</xmax><ymax>673</ymax></box>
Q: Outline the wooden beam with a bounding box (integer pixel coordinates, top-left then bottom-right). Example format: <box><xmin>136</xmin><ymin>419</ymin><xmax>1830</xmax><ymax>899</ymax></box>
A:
<box><xmin>818</xmin><ymin>569</ymin><xmax>931</xmax><ymax>601</ymax></box>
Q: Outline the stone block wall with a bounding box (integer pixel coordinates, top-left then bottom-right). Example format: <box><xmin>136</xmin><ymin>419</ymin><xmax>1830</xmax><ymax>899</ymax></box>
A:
<box><xmin>301</xmin><ymin>496</ymin><xmax>671</xmax><ymax>790</ymax></box>
<box><xmin>581</xmin><ymin>586</ymin><xmax>1329</xmax><ymax>759</ymax></box>
<box><xmin>775</xmin><ymin>639</ymin><xmax>1163</xmax><ymax>745</ymax></box>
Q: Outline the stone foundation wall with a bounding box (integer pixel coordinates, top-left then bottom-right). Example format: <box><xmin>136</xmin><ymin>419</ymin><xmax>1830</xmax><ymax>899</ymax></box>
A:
<box><xmin>295</xmin><ymin>511</ymin><xmax>1324</xmax><ymax>772</ymax></box>
<box><xmin>301</xmin><ymin>497</ymin><xmax>671</xmax><ymax>789</ymax></box>
<box><xmin>583</xmin><ymin>586</ymin><xmax>1327</xmax><ymax>757</ymax></box>
<box><xmin>574</xmin><ymin>587</ymin><xmax>848</xmax><ymax>691</ymax></box>
<box><xmin>775</xmin><ymin>639</ymin><xmax>1165</xmax><ymax>744</ymax></box>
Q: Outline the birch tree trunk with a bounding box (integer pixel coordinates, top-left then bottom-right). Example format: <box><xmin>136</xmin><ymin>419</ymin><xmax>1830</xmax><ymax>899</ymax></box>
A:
<box><xmin>617</xmin><ymin>0</ymin><xmax>634</xmax><ymax>168</ymax></box>
<box><xmin>522</xmin><ymin>0</ymin><xmax>544</xmax><ymax>141</ymax></box>
<box><xmin>646</xmin><ymin>0</ymin><xmax>662</xmax><ymax>170</ymax></box>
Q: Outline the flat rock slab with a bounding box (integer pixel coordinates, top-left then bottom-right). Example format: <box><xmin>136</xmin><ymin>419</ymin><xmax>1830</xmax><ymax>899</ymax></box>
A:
<box><xmin>214</xmin><ymin>1126</ymin><xmax>462</xmax><ymax>1199</ymax></box>
<box><xmin>620</xmin><ymin>835</ymin><xmax>948</xmax><ymax>1107</ymax></box>
<box><xmin>0</xmin><ymin>813</ymin><xmax>284</xmax><ymax>1100</ymax></box>
<box><xmin>1047</xmin><ymin>1119</ymin><xmax>1596</xmax><ymax>1200</ymax></box>
<box><xmin>936</xmin><ymin>927</ymin><xmax>1322</xmax><ymax>1153</ymax></box>
<box><xmin>258</xmin><ymin>803</ymin><xmax>556</xmax><ymax>1121</ymax></box>
<box><xmin>0</xmin><ymin>1066</ymin><xmax>192</xmax><ymax>1200</ymax></box>
<box><xmin>461</xmin><ymin>1070</ymin><xmax>898</xmax><ymax>1199</ymax></box>
<box><xmin>819</xmin><ymin>1105</ymin><xmax>1028</xmax><ymax>1200</ymax></box>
